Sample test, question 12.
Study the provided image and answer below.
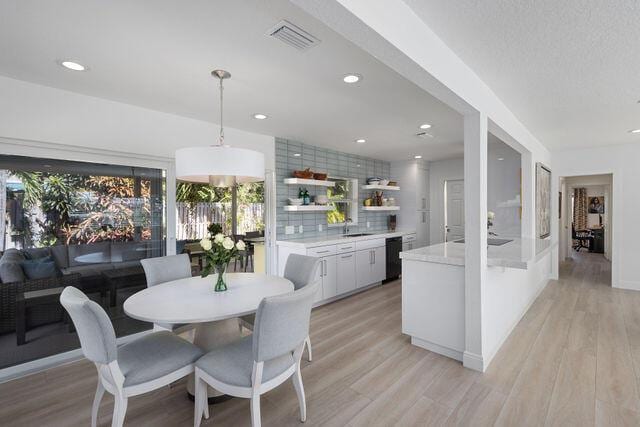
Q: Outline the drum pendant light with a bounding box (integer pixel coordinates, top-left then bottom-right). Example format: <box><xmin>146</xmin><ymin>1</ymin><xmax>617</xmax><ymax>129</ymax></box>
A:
<box><xmin>175</xmin><ymin>70</ymin><xmax>265</xmax><ymax>187</ymax></box>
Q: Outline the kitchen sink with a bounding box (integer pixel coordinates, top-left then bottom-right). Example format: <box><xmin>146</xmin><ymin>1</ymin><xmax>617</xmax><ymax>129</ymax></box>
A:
<box><xmin>342</xmin><ymin>233</ymin><xmax>372</xmax><ymax>237</ymax></box>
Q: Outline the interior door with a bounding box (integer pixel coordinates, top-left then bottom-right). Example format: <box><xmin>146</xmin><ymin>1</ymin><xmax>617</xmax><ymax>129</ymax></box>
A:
<box><xmin>445</xmin><ymin>180</ymin><xmax>465</xmax><ymax>242</ymax></box>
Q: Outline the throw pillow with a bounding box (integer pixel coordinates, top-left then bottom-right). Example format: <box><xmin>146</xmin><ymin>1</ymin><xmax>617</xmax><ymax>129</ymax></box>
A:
<box><xmin>21</xmin><ymin>257</ymin><xmax>61</xmax><ymax>280</ymax></box>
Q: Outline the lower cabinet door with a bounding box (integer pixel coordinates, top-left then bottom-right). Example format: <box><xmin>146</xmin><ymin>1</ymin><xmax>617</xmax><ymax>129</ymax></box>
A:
<box><xmin>312</xmin><ymin>256</ymin><xmax>324</xmax><ymax>303</ymax></box>
<box><xmin>372</xmin><ymin>246</ymin><xmax>386</xmax><ymax>283</ymax></box>
<box><xmin>322</xmin><ymin>255</ymin><xmax>337</xmax><ymax>300</ymax></box>
<box><xmin>356</xmin><ymin>249</ymin><xmax>372</xmax><ymax>288</ymax></box>
<box><xmin>336</xmin><ymin>252</ymin><xmax>356</xmax><ymax>295</ymax></box>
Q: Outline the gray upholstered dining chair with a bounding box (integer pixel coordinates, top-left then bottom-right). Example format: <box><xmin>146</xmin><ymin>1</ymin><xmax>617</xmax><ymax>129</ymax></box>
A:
<box><xmin>60</xmin><ymin>286</ymin><xmax>203</xmax><ymax>427</ymax></box>
<box><xmin>194</xmin><ymin>282</ymin><xmax>319</xmax><ymax>427</ymax></box>
<box><xmin>239</xmin><ymin>254</ymin><xmax>320</xmax><ymax>362</ymax></box>
<box><xmin>141</xmin><ymin>254</ymin><xmax>193</xmax><ymax>333</ymax></box>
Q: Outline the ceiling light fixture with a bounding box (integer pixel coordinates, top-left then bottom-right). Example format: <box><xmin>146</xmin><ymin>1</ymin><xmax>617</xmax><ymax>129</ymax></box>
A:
<box><xmin>629</xmin><ymin>129</ymin><xmax>640</xmax><ymax>134</ymax></box>
<box><xmin>419</xmin><ymin>124</ymin><xmax>432</xmax><ymax>129</ymax></box>
<box><xmin>414</xmin><ymin>155</ymin><xmax>422</xmax><ymax>159</ymax></box>
<box><xmin>355</xmin><ymin>139</ymin><xmax>366</xmax><ymax>144</ymax></box>
<box><xmin>253</xmin><ymin>113</ymin><xmax>268</xmax><ymax>120</ymax></box>
<box><xmin>175</xmin><ymin>70</ymin><xmax>265</xmax><ymax>187</ymax></box>
<box><xmin>59</xmin><ymin>60</ymin><xmax>87</xmax><ymax>71</ymax></box>
<box><xmin>343</xmin><ymin>74</ymin><xmax>362</xmax><ymax>84</ymax></box>
<box><xmin>498</xmin><ymin>157</ymin><xmax>504</xmax><ymax>161</ymax></box>
<box><xmin>293</xmin><ymin>153</ymin><xmax>301</xmax><ymax>157</ymax></box>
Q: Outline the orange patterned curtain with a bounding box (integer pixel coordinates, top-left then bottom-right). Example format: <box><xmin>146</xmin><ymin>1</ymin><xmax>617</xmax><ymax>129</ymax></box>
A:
<box><xmin>573</xmin><ymin>188</ymin><xmax>588</xmax><ymax>230</ymax></box>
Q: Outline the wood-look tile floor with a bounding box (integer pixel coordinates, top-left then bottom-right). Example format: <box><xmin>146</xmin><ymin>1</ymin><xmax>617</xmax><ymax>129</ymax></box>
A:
<box><xmin>2</xmin><ymin>251</ymin><xmax>639</xmax><ymax>426</ymax></box>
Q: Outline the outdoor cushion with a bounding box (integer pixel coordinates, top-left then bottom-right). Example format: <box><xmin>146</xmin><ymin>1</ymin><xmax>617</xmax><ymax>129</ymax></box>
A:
<box><xmin>49</xmin><ymin>245</ymin><xmax>70</xmax><ymax>269</ymax></box>
<box><xmin>118</xmin><ymin>331</ymin><xmax>203</xmax><ymax>387</ymax></box>
<box><xmin>21</xmin><ymin>256</ymin><xmax>60</xmax><ymax>280</ymax></box>
<box><xmin>0</xmin><ymin>249</ymin><xmax>26</xmax><ymax>283</ymax></box>
<box><xmin>23</xmin><ymin>247</ymin><xmax>50</xmax><ymax>260</ymax></box>
<box><xmin>196</xmin><ymin>335</ymin><xmax>294</xmax><ymax>387</ymax></box>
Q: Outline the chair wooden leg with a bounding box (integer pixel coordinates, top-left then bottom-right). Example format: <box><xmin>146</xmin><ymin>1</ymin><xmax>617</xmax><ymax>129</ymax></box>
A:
<box><xmin>92</xmin><ymin>380</ymin><xmax>105</xmax><ymax>427</ymax></box>
<box><xmin>194</xmin><ymin>374</ymin><xmax>204</xmax><ymax>427</ymax></box>
<box><xmin>304</xmin><ymin>336</ymin><xmax>312</xmax><ymax>362</ymax></box>
<box><xmin>250</xmin><ymin>394</ymin><xmax>261</xmax><ymax>427</ymax></box>
<box><xmin>112</xmin><ymin>394</ymin><xmax>127</xmax><ymax>427</ymax></box>
<box><xmin>292</xmin><ymin>363</ymin><xmax>307</xmax><ymax>422</ymax></box>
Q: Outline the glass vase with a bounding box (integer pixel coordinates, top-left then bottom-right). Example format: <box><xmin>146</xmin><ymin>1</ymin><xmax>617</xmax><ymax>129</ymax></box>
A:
<box><xmin>214</xmin><ymin>263</ymin><xmax>228</xmax><ymax>292</ymax></box>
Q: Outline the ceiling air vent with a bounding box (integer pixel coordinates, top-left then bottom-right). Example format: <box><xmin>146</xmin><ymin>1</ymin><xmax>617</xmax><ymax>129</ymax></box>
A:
<box><xmin>267</xmin><ymin>20</ymin><xmax>320</xmax><ymax>51</ymax></box>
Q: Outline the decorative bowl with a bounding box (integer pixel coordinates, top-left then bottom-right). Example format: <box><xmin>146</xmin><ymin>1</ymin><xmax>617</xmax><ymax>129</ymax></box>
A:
<box><xmin>379</xmin><ymin>179</ymin><xmax>390</xmax><ymax>186</ymax></box>
<box><xmin>313</xmin><ymin>172</ymin><xmax>328</xmax><ymax>180</ymax></box>
<box><xmin>288</xmin><ymin>198</ymin><xmax>304</xmax><ymax>205</ymax></box>
<box><xmin>292</xmin><ymin>169</ymin><xmax>314</xmax><ymax>179</ymax></box>
<box><xmin>314</xmin><ymin>195</ymin><xmax>328</xmax><ymax>205</ymax></box>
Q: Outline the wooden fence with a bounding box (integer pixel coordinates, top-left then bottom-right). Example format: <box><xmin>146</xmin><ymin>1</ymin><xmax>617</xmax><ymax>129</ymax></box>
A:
<box><xmin>176</xmin><ymin>202</ymin><xmax>264</xmax><ymax>240</ymax></box>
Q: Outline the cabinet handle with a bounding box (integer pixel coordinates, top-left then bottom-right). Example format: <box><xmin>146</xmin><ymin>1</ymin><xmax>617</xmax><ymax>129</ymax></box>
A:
<box><xmin>323</xmin><ymin>259</ymin><xmax>327</xmax><ymax>276</ymax></box>
<box><xmin>316</xmin><ymin>250</ymin><xmax>330</xmax><ymax>254</ymax></box>
<box><xmin>422</xmin><ymin>212</ymin><xmax>426</xmax><ymax>223</ymax></box>
<box><xmin>340</xmin><ymin>246</ymin><xmax>352</xmax><ymax>250</ymax></box>
<box><xmin>341</xmin><ymin>254</ymin><xmax>353</xmax><ymax>259</ymax></box>
<box><xmin>369</xmin><ymin>250</ymin><xmax>372</xmax><ymax>264</ymax></box>
<box><xmin>373</xmin><ymin>251</ymin><xmax>376</xmax><ymax>264</ymax></box>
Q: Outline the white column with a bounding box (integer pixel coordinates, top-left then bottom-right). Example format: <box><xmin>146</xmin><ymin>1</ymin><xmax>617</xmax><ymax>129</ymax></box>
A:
<box><xmin>463</xmin><ymin>111</ymin><xmax>488</xmax><ymax>371</ymax></box>
<box><xmin>520</xmin><ymin>151</ymin><xmax>535</xmax><ymax>239</ymax></box>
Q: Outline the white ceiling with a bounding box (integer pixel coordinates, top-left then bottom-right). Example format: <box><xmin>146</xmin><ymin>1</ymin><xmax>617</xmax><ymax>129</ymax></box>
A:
<box><xmin>0</xmin><ymin>0</ymin><xmax>464</xmax><ymax>161</ymax></box>
<box><xmin>403</xmin><ymin>0</ymin><xmax>640</xmax><ymax>152</ymax></box>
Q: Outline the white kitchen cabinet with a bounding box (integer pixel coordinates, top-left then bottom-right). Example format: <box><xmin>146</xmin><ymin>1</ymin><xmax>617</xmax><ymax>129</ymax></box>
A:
<box><xmin>320</xmin><ymin>255</ymin><xmax>337</xmax><ymax>300</ymax></box>
<box><xmin>336</xmin><ymin>252</ymin><xmax>356</xmax><ymax>294</ymax></box>
<box><xmin>372</xmin><ymin>246</ymin><xmax>386</xmax><ymax>283</ymax></box>
<box><xmin>356</xmin><ymin>245</ymin><xmax>386</xmax><ymax>288</ymax></box>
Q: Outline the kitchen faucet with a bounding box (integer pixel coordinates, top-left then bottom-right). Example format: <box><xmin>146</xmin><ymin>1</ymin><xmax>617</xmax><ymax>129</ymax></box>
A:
<box><xmin>343</xmin><ymin>218</ymin><xmax>352</xmax><ymax>235</ymax></box>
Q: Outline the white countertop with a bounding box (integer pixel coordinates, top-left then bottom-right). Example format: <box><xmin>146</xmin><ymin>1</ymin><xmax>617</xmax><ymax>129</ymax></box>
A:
<box><xmin>400</xmin><ymin>237</ymin><xmax>556</xmax><ymax>270</ymax></box>
<box><xmin>276</xmin><ymin>229</ymin><xmax>416</xmax><ymax>249</ymax></box>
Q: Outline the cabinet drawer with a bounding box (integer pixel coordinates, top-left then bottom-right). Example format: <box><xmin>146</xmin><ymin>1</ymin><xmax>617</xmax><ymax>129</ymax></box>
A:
<box><xmin>355</xmin><ymin>238</ymin><xmax>385</xmax><ymax>251</ymax></box>
<box><xmin>336</xmin><ymin>242</ymin><xmax>356</xmax><ymax>254</ymax></box>
<box><xmin>403</xmin><ymin>234</ymin><xmax>417</xmax><ymax>243</ymax></box>
<box><xmin>307</xmin><ymin>245</ymin><xmax>337</xmax><ymax>257</ymax></box>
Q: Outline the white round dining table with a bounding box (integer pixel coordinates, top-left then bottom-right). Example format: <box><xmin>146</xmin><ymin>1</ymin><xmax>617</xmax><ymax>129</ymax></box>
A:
<box><xmin>123</xmin><ymin>273</ymin><xmax>294</xmax><ymax>399</ymax></box>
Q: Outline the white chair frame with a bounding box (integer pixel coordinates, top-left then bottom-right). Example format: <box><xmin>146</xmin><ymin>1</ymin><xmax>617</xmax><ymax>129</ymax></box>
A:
<box><xmin>193</xmin><ymin>342</ymin><xmax>306</xmax><ymax>427</ymax></box>
<box><xmin>92</xmin><ymin>359</ymin><xmax>195</xmax><ymax>427</ymax></box>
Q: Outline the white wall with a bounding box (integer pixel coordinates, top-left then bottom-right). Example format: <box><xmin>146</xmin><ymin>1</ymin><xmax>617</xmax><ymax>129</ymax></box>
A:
<box><xmin>429</xmin><ymin>157</ymin><xmax>464</xmax><ymax>244</ymax></box>
<box><xmin>553</xmin><ymin>144</ymin><xmax>640</xmax><ymax>289</ymax></box>
<box><xmin>0</xmin><ymin>76</ymin><xmax>276</xmax><ymax>169</ymax></box>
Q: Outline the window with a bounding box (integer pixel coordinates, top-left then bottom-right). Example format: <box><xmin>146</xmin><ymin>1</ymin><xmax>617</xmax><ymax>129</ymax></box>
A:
<box><xmin>326</xmin><ymin>177</ymin><xmax>358</xmax><ymax>226</ymax></box>
<box><xmin>0</xmin><ymin>155</ymin><xmax>166</xmax><ymax>368</ymax></box>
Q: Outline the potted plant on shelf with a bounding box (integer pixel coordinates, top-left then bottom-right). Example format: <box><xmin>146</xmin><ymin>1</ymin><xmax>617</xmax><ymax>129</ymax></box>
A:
<box><xmin>200</xmin><ymin>223</ymin><xmax>245</xmax><ymax>292</ymax></box>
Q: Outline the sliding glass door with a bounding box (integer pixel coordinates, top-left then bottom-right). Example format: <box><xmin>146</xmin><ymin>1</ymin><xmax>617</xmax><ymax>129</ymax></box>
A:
<box><xmin>0</xmin><ymin>155</ymin><xmax>166</xmax><ymax>369</ymax></box>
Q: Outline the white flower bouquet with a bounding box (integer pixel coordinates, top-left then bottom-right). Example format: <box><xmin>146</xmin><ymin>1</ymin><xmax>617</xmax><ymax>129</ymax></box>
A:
<box><xmin>200</xmin><ymin>226</ymin><xmax>245</xmax><ymax>292</ymax></box>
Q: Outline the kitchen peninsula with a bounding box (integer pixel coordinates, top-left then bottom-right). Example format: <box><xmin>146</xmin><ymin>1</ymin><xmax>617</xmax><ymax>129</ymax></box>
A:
<box><xmin>401</xmin><ymin>237</ymin><xmax>556</xmax><ymax>370</ymax></box>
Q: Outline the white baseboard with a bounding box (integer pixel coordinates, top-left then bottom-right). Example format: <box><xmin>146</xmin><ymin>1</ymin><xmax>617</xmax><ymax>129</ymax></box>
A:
<box><xmin>410</xmin><ymin>337</ymin><xmax>463</xmax><ymax>362</ymax></box>
<box><xmin>463</xmin><ymin>351</ymin><xmax>484</xmax><ymax>372</ymax></box>
<box><xmin>481</xmin><ymin>274</ymin><xmax>552</xmax><ymax>371</ymax></box>
<box><xmin>0</xmin><ymin>329</ymin><xmax>150</xmax><ymax>383</ymax></box>
<box><xmin>616</xmin><ymin>280</ymin><xmax>640</xmax><ymax>291</ymax></box>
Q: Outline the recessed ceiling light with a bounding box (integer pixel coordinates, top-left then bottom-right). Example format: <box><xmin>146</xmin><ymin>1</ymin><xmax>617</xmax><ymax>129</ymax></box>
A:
<box><xmin>356</xmin><ymin>164</ymin><xmax>361</xmax><ymax>168</ymax></box>
<box><xmin>414</xmin><ymin>155</ymin><xmax>422</xmax><ymax>159</ymax></box>
<box><xmin>343</xmin><ymin>74</ymin><xmax>362</xmax><ymax>84</ymax></box>
<box><xmin>498</xmin><ymin>157</ymin><xmax>504</xmax><ymax>161</ymax></box>
<box><xmin>419</xmin><ymin>124</ymin><xmax>432</xmax><ymax>129</ymax></box>
<box><xmin>252</xmin><ymin>113</ymin><xmax>268</xmax><ymax>120</ymax></box>
<box><xmin>355</xmin><ymin>139</ymin><xmax>366</xmax><ymax>144</ymax></box>
<box><xmin>59</xmin><ymin>60</ymin><xmax>87</xmax><ymax>71</ymax></box>
<box><xmin>630</xmin><ymin>129</ymin><xmax>640</xmax><ymax>134</ymax></box>
<box><xmin>293</xmin><ymin>153</ymin><xmax>301</xmax><ymax>157</ymax></box>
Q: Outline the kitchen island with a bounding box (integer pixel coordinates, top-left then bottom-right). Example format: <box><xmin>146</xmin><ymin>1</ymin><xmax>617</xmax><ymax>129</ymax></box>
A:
<box><xmin>401</xmin><ymin>237</ymin><xmax>556</xmax><ymax>370</ymax></box>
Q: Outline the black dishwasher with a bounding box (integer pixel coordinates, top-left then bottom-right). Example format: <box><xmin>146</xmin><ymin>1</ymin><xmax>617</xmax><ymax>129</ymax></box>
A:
<box><xmin>386</xmin><ymin>236</ymin><xmax>402</xmax><ymax>280</ymax></box>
